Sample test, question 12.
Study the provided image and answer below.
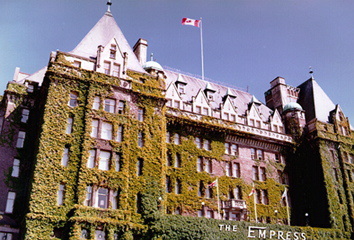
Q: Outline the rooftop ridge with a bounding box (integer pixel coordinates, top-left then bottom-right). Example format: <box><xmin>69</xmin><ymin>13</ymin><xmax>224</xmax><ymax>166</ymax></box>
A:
<box><xmin>163</xmin><ymin>66</ymin><xmax>247</xmax><ymax>93</ymax></box>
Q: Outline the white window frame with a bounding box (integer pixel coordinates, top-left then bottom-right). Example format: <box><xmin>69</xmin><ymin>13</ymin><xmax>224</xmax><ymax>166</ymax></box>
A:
<box><xmin>61</xmin><ymin>147</ymin><xmax>69</xmax><ymax>167</ymax></box>
<box><xmin>66</xmin><ymin>117</ymin><xmax>73</xmax><ymax>134</ymax></box>
<box><xmin>57</xmin><ymin>184</ymin><xmax>65</xmax><ymax>206</ymax></box>
<box><xmin>98</xmin><ymin>151</ymin><xmax>111</xmax><ymax>171</ymax></box>
<box><xmin>5</xmin><ymin>191</ymin><xmax>16</xmax><ymax>213</ymax></box>
<box><xmin>91</xmin><ymin>119</ymin><xmax>99</xmax><ymax>138</ymax></box>
<box><xmin>104</xmin><ymin>98</ymin><xmax>116</xmax><ymax>113</ymax></box>
<box><xmin>21</xmin><ymin>109</ymin><xmax>30</xmax><ymax>123</ymax></box>
<box><xmin>93</xmin><ymin>96</ymin><xmax>100</xmax><ymax>110</ymax></box>
<box><xmin>101</xmin><ymin>122</ymin><xmax>113</xmax><ymax>140</ymax></box>
<box><xmin>16</xmin><ymin>131</ymin><xmax>26</xmax><ymax>148</ymax></box>
<box><xmin>11</xmin><ymin>158</ymin><xmax>20</xmax><ymax>177</ymax></box>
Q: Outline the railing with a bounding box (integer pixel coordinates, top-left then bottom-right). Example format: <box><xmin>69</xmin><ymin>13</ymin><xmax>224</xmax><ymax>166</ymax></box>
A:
<box><xmin>222</xmin><ymin>199</ymin><xmax>247</xmax><ymax>210</ymax></box>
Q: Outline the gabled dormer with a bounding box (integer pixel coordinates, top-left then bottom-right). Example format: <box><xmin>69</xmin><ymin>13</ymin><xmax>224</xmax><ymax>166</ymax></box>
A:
<box><xmin>330</xmin><ymin>105</ymin><xmax>351</xmax><ymax>136</ymax></box>
<box><xmin>247</xmin><ymin>102</ymin><xmax>263</xmax><ymax>128</ymax></box>
<box><xmin>175</xmin><ymin>74</ymin><xmax>187</xmax><ymax>95</ymax></box>
<box><xmin>221</xmin><ymin>96</ymin><xmax>237</xmax><ymax>122</ymax></box>
<box><xmin>165</xmin><ymin>82</ymin><xmax>183</xmax><ymax>110</ymax></box>
<box><xmin>204</xmin><ymin>82</ymin><xmax>216</xmax><ymax>102</ymax></box>
<box><xmin>269</xmin><ymin>109</ymin><xmax>285</xmax><ymax>133</ymax></box>
<box><xmin>193</xmin><ymin>89</ymin><xmax>211</xmax><ymax>116</ymax></box>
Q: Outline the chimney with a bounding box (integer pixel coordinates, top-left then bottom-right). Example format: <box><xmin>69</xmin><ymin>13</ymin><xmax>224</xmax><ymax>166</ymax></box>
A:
<box><xmin>133</xmin><ymin>38</ymin><xmax>148</xmax><ymax>65</ymax></box>
<box><xmin>13</xmin><ymin>67</ymin><xmax>20</xmax><ymax>82</ymax></box>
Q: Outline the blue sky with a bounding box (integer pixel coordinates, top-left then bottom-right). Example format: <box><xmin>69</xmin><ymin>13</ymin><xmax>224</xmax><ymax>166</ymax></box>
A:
<box><xmin>1</xmin><ymin>0</ymin><xmax>353</xmax><ymax>121</ymax></box>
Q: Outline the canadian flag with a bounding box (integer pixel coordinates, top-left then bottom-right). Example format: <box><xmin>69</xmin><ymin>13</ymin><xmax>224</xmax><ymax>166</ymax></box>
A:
<box><xmin>181</xmin><ymin>18</ymin><xmax>201</xmax><ymax>27</ymax></box>
<box><xmin>208</xmin><ymin>179</ymin><xmax>218</xmax><ymax>188</ymax></box>
<box><xmin>248</xmin><ymin>185</ymin><xmax>255</xmax><ymax>197</ymax></box>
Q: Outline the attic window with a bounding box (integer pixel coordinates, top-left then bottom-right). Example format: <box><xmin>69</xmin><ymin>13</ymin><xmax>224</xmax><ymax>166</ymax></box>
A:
<box><xmin>73</xmin><ymin>61</ymin><xmax>81</xmax><ymax>68</ymax></box>
<box><xmin>178</xmin><ymin>85</ymin><xmax>185</xmax><ymax>94</ymax></box>
<box><xmin>110</xmin><ymin>45</ymin><xmax>117</xmax><ymax>59</ymax></box>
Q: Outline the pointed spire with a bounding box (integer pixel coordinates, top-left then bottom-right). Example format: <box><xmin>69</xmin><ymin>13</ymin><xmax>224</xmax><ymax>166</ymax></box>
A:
<box><xmin>107</xmin><ymin>0</ymin><xmax>112</xmax><ymax>13</ymax></box>
<box><xmin>176</xmin><ymin>74</ymin><xmax>187</xmax><ymax>85</ymax></box>
<box><xmin>309</xmin><ymin>66</ymin><xmax>314</xmax><ymax>79</ymax></box>
<box><xmin>226</xmin><ymin>88</ymin><xmax>236</xmax><ymax>98</ymax></box>
<box><xmin>205</xmin><ymin>82</ymin><xmax>216</xmax><ymax>92</ymax></box>
<box><xmin>250</xmin><ymin>95</ymin><xmax>261</xmax><ymax>105</ymax></box>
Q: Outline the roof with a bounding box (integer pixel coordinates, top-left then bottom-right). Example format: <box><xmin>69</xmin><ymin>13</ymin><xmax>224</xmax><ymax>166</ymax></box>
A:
<box><xmin>70</xmin><ymin>12</ymin><xmax>145</xmax><ymax>73</ymax></box>
<box><xmin>164</xmin><ymin>69</ymin><xmax>273</xmax><ymax>121</ymax></box>
<box><xmin>283</xmin><ymin>102</ymin><xmax>303</xmax><ymax>112</ymax></box>
<box><xmin>297</xmin><ymin>78</ymin><xmax>335</xmax><ymax>123</ymax></box>
<box><xmin>143</xmin><ymin>61</ymin><xmax>164</xmax><ymax>71</ymax></box>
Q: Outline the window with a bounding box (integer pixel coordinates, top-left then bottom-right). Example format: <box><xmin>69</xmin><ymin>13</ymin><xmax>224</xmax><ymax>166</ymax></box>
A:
<box><xmin>230</xmin><ymin>114</ymin><xmax>236</xmax><ymax>122</ymax></box>
<box><xmin>137</xmin><ymin>158</ymin><xmax>144</xmax><ymax>176</ymax></box>
<box><xmin>257</xmin><ymin>149</ymin><xmax>264</xmax><ymax>160</ymax></box>
<box><xmin>5</xmin><ymin>192</ymin><xmax>16</xmax><ymax>213</ymax></box>
<box><xmin>230</xmin><ymin>186</ymin><xmax>242</xmax><ymax>200</ymax></box>
<box><xmin>104</xmin><ymin>98</ymin><xmax>116</xmax><ymax>113</ymax></box>
<box><xmin>117</xmin><ymin>101</ymin><xmax>125</xmax><ymax>114</ymax></box>
<box><xmin>195</xmin><ymin>106</ymin><xmax>201</xmax><ymax>114</ymax></box>
<box><xmin>97</xmin><ymin>187</ymin><xmax>109</xmax><ymax>208</ymax></box>
<box><xmin>166</xmin><ymin>176</ymin><xmax>172</xmax><ymax>193</ymax></box>
<box><xmin>251</xmin><ymin>148</ymin><xmax>256</xmax><ymax>160</ymax></box>
<box><xmin>16</xmin><ymin>131</ymin><xmax>26</xmax><ymax>148</ymax></box>
<box><xmin>110</xmin><ymin>44</ymin><xmax>117</xmax><ymax>59</ymax></box>
<box><xmin>21</xmin><ymin>109</ymin><xmax>30</xmax><ymax>123</ymax></box>
<box><xmin>223</xmin><ymin>112</ymin><xmax>229</xmax><ymax>120</ymax></box>
<box><xmin>114</xmin><ymin>153</ymin><xmax>121</xmax><ymax>171</ymax></box>
<box><xmin>112</xmin><ymin>189</ymin><xmax>121</xmax><ymax>209</ymax></box>
<box><xmin>104</xmin><ymin>61</ymin><xmax>111</xmax><ymax>75</ymax></box>
<box><xmin>225</xmin><ymin>143</ymin><xmax>230</xmax><ymax>154</ymax></box>
<box><xmin>138</xmin><ymin>132</ymin><xmax>144</xmax><ymax>147</ymax></box>
<box><xmin>206</xmin><ymin>210</ymin><xmax>214</xmax><ymax>218</ymax></box>
<box><xmin>249</xmin><ymin>119</ymin><xmax>255</xmax><ymax>126</ymax></box>
<box><xmin>27</xmin><ymin>83</ymin><xmax>34</xmax><ymax>93</ymax></box>
<box><xmin>178</xmin><ymin>85</ymin><xmax>185</xmax><ymax>94</ymax></box>
<box><xmin>81</xmin><ymin>228</ymin><xmax>89</xmax><ymax>239</ymax></box>
<box><xmin>85</xmin><ymin>186</ymin><xmax>93</xmax><ymax>206</ymax></box>
<box><xmin>57</xmin><ymin>184</ymin><xmax>65</xmax><ymax>205</ymax></box>
<box><xmin>101</xmin><ymin>122</ymin><xmax>113</xmax><ymax>140</ymax></box>
<box><xmin>256</xmin><ymin>120</ymin><xmax>261</xmax><ymax>128</ymax></box>
<box><xmin>275</xmin><ymin>153</ymin><xmax>281</xmax><ymax>163</ymax></box>
<box><xmin>11</xmin><ymin>159</ymin><xmax>20</xmax><ymax>177</ymax></box>
<box><xmin>226</xmin><ymin>162</ymin><xmax>240</xmax><ymax>177</ymax></box>
<box><xmin>73</xmin><ymin>60</ymin><xmax>81</xmax><ymax>68</ymax></box>
<box><xmin>174</xmin><ymin>153</ymin><xmax>181</xmax><ymax>168</ymax></box>
<box><xmin>87</xmin><ymin>150</ymin><xmax>96</xmax><ymax>168</ymax></box>
<box><xmin>252</xmin><ymin>166</ymin><xmax>259</xmax><ymax>181</ymax></box>
<box><xmin>112</xmin><ymin>64</ymin><xmax>120</xmax><ymax>77</ymax></box>
<box><xmin>231</xmin><ymin>144</ymin><xmax>238</xmax><ymax>156</ymax></box>
<box><xmin>233</xmin><ymin>162</ymin><xmax>241</xmax><ymax>178</ymax></box>
<box><xmin>66</xmin><ymin>117</ymin><xmax>73</xmax><ymax>134</ymax></box>
<box><xmin>206</xmin><ymin>186</ymin><xmax>213</xmax><ymax>198</ymax></box>
<box><xmin>0</xmin><ymin>233</ymin><xmax>13</xmax><ymax>240</ymax></box>
<box><xmin>61</xmin><ymin>147</ymin><xmax>69</xmax><ymax>167</ymax></box>
<box><xmin>138</xmin><ymin>108</ymin><xmax>144</xmax><ymax>121</ymax></box>
<box><xmin>198</xmin><ymin>180</ymin><xmax>204</xmax><ymax>197</ymax></box>
<box><xmin>202</xmin><ymin>107</ymin><xmax>209</xmax><ymax>115</ymax></box>
<box><xmin>197</xmin><ymin>157</ymin><xmax>212</xmax><ymax>173</ymax></box>
<box><xmin>166</xmin><ymin>132</ymin><xmax>170</xmax><ymax>143</ymax></box>
<box><xmin>261</xmin><ymin>190</ymin><xmax>269</xmax><ymax>205</ymax></box>
<box><xmin>95</xmin><ymin>230</ymin><xmax>106</xmax><ymax>240</ymax></box>
<box><xmin>174</xmin><ymin>100</ymin><xmax>180</xmax><ymax>109</ymax></box>
<box><xmin>195</xmin><ymin>137</ymin><xmax>202</xmax><ymax>149</ymax></box>
<box><xmin>255</xmin><ymin>189</ymin><xmax>261</xmax><ymax>204</ymax></box>
<box><xmin>174</xmin><ymin>133</ymin><xmax>180</xmax><ymax>145</ymax></box>
<box><xmin>116</xmin><ymin>125</ymin><xmax>123</xmax><ymax>142</ymax></box>
<box><xmin>69</xmin><ymin>92</ymin><xmax>78</xmax><ymax>107</ymax></box>
<box><xmin>167</xmin><ymin>153</ymin><xmax>173</xmax><ymax>166</ymax></box>
<box><xmin>93</xmin><ymin>96</ymin><xmax>100</xmax><ymax>110</ymax></box>
<box><xmin>98</xmin><ymin>151</ymin><xmax>111</xmax><ymax>171</ymax></box>
<box><xmin>175</xmin><ymin>179</ymin><xmax>182</xmax><ymax>194</ymax></box>
<box><xmin>260</xmin><ymin>167</ymin><xmax>267</xmax><ymax>181</ymax></box>
<box><xmin>91</xmin><ymin>120</ymin><xmax>99</xmax><ymax>138</ymax></box>
<box><xmin>203</xmin><ymin>139</ymin><xmax>211</xmax><ymax>150</ymax></box>
<box><xmin>136</xmin><ymin>193</ymin><xmax>143</xmax><ymax>213</ymax></box>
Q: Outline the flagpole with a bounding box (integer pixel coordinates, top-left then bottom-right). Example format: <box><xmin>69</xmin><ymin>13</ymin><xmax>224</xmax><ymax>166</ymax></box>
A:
<box><xmin>253</xmin><ymin>183</ymin><xmax>258</xmax><ymax>223</ymax></box>
<box><xmin>285</xmin><ymin>188</ymin><xmax>290</xmax><ymax>226</ymax></box>
<box><xmin>216</xmin><ymin>178</ymin><xmax>221</xmax><ymax>219</ymax></box>
<box><xmin>200</xmin><ymin>17</ymin><xmax>205</xmax><ymax>81</ymax></box>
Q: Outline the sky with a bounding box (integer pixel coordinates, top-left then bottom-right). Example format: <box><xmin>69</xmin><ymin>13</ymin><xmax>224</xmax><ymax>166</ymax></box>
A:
<box><xmin>0</xmin><ymin>0</ymin><xmax>353</xmax><ymax>121</ymax></box>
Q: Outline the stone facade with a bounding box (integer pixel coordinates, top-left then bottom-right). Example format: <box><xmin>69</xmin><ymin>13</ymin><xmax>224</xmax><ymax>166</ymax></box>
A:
<box><xmin>0</xmin><ymin>10</ymin><xmax>353</xmax><ymax>240</ymax></box>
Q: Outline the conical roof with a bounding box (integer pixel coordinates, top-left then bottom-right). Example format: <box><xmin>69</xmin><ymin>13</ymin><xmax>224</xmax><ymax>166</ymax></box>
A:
<box><xmin>70</xmin><ymin>12</ymin><xmax>145</xmax><ymax>73</ymax></box>
<box><xmin>297</xmin><ymin>78</ymin><xmax>335</xmax><ymax>122</ymax></box>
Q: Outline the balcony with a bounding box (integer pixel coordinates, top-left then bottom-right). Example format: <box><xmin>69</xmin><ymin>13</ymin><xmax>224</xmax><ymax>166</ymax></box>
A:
<box><xmin>222</xmin><ymin>199</ymin><xmax>247</xmax><ymax>210</ymax></box>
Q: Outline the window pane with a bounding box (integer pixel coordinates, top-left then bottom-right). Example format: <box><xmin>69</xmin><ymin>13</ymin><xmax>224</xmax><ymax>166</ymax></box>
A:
<box><xmin>21</xmin><ymin>109</ymin><xmax>30</xmax><ymax>123</ymax></box>
<box><xmin>61</xmin><ymin>148</ymin><xmax>69</xmax><ymax>167</ymax></box>
<box><xmin>116</xmin><ymin>125</ymin><xmax>123</xmax><ymax>142</ymax></box>
<box><xmin>69</xmin><ymin>92</ymin><xmax>78</xmax><ymax>107</ymax></box>
<box><xmin>98</xmin><ymin>151</ymin><xmax>111</xmax><ymax>171</ymax></box>
<box><xmin>93</xmin><ymin>97</ymin><xmax>100</xmax><ymax>110</ymax></box>
<box><xmin>11</xmin><ymin>159</ymin><xmax>20</xmax><ymax>177</ymax></box>
<box><xmin>5</xmin><ymin>192</ymin><xmax>16</xmax><ymax>213</ymax></box>
<box><xmin>16</xmin><ymin>131</ymin><xmax>26</xmax><ymax>148</ymax></box>
<box><xmin>112</xmin><ymin>64</ymin><xmax>120</xmax><ymax>77</ymax></box>
<box><xmin>101</xmin><ymin>122</ymin><xmax>113</xmax><ymax>140</ymax></box>
<box><xmin>104</xmin><ymin>61</ymin><xmax>111</xmax><ymax>75</ymax></box>
<box><xmin>66</xmin><ymin>117</ymin><xmax>73</xmax><ymax>134</ymax></box>
<box><xmin>117</xmin><ymin>101</ymin><xmax>125</xmax><ymax>114</ymax></box>
<box><xmin>87</xmin><ymin>150</ymin><xmax>96</xmax><ymax>168</ymax></box>
<box><xmin>97</xmin><ymin>188</ymin><xmax>109</xmax><ymax>208</ymax></box>
<box><xmin>104</xmin><ymin>99</ymin><xmax>115</xmax><ymax>113</ymax></box>
<box><xmin>91</xmin><ymin>120</ymin><xmax>99</xmax><ymax>138</ymax></box>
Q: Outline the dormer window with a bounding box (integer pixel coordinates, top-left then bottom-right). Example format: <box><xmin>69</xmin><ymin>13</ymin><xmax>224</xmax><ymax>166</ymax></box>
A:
<box><xmin>110</xmin><ymin>45</ymin><xmax>117</xmax><ymax>59</ymax></box>
<box><xmin>178</xmin><ymin>85</ymin><xmax>185</xmax><ymax>94</ymax></box>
